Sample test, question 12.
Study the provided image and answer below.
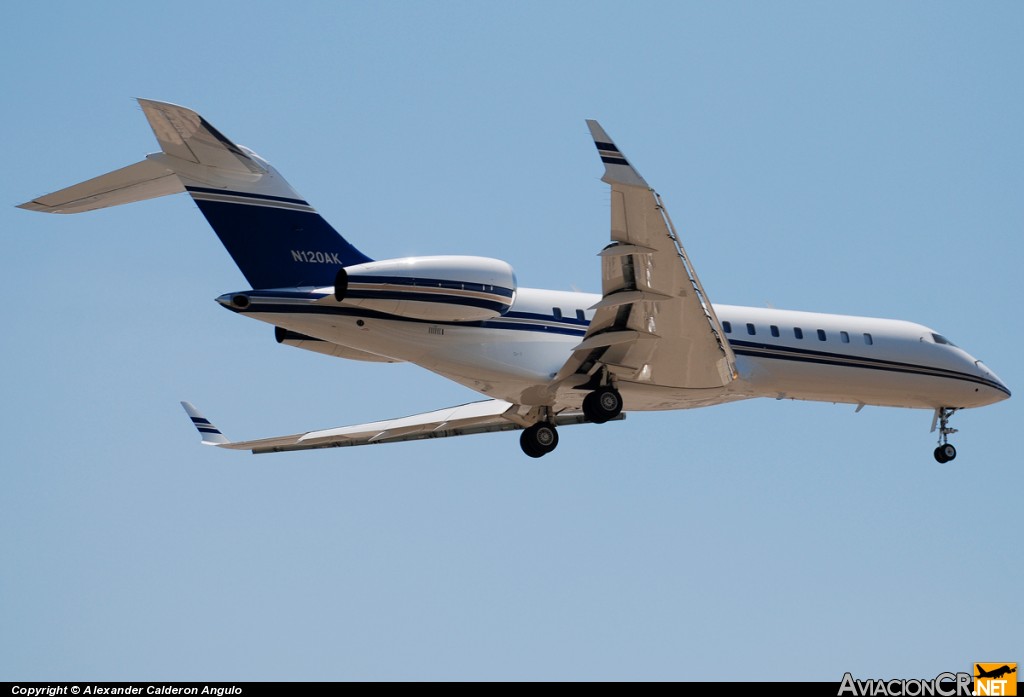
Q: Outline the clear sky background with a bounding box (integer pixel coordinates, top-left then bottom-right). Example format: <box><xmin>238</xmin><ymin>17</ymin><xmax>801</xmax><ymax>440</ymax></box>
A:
<box><xmin>1</xmin><ymin>1</ymin><xmax>1020</xmax><ymax>681</ymax></box>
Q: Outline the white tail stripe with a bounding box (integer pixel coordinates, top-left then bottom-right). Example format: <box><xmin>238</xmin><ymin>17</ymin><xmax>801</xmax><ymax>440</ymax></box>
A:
<box><xmin>188</xmin><ymin>190</ymin><xmax>316</xmax><ymax>213</ymax></box>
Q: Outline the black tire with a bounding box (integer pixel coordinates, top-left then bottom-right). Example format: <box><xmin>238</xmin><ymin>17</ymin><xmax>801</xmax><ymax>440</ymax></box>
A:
<box><xmin>583</xmin><ymin>386</ymin><xmax>623</xmax><ymax>424</ymax></box>
<box><xmin>938</xmin><ymin>443</ymin><xmax>956</xmax><ymax>462</ymax></box>
<box><xmin>520</xmin><ymin>422</ymin><xmax>558</xmax><ymax>458</ymax></box>
<box><xmin>520</xmin><ymin>430</ymin><xmax>542</xmax><ymax>458</ymax></box>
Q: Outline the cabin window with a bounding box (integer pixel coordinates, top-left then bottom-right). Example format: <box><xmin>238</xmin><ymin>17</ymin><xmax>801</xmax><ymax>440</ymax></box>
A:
<box><xmin>553</xmin><ymin>307</ymin><xmax>562</xmax><ymax>320</ymax></box>
<box><xmin>840</xmin><ymin>331</ymin><xmax>850</xmax><ymax>343</ymax></box>
<box><xmin>576</xmin><ymin>309</ymin><xmax>585</xmax><ymax>321</ymax></box>
<box><xmin>770</xmin><ymin>325</ymin><xmax>780</xmax><ymax>338</ymax></box>
<box><xmin>722</xmin><ymin>321</ymin><xmax>732</xmax><ymax>334</ymax></box>
<box><xmin>863</xmin><ymin>333</ymin><xmax>873</xmax><ymax>345</ymax></box>
<box><xmin>817</xmin><ymin>329</ymin><xmax>827</xmax><ymax>341</ymax></box>
<box><xmin>793</xmin><ymin>327</ymin><xmax>804</xmax><ymax>340</ymax></box>
<box><xmin>746</xmin><ymin>323</ymin><xmax>756</xmax><ymax>336</ymax></box>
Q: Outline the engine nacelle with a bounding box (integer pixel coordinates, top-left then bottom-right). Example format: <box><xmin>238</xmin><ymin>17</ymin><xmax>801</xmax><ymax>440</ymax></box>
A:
<box><xmin>330</xmin><ymin>255</ymin><xmax>516</xmax><ymax>322</ymax></box>
<box><xmin>275</xmin><ymin>327</ymin><xmax>400</xmax><ymax>363</ymax></box>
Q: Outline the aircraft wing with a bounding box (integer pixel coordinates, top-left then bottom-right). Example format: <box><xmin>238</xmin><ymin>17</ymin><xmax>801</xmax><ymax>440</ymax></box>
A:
<box><xmin>554</xmin><ymin>122</ymin><xmax>736</xmax><ymax>390</ymax></box>
<box><xmin>181</xmin><ymin>399</ymin><xmax>610</xmax><ymax>454</ymax></box>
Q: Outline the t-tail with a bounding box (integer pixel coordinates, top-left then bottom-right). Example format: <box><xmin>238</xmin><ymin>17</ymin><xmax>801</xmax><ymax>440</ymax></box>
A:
<box><xmin>18</xmin><ymin>99</ymin><xmax>371</xmax><ymax>289</ymax></box>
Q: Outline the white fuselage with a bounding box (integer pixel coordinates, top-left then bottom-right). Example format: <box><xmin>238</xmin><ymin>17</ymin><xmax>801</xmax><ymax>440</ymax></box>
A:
<box><xmin>220</xmin><ymin>286</ymin><xmax>1010</xmax><ymax>413</ymax></box>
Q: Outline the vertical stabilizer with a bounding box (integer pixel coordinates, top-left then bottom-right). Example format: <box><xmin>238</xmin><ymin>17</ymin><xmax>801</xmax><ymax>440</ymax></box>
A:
<box><xmin>19</xmin><ymin>100</ymin><xmax>372</xmax><ymax>289</ymax></box>
<box><xmin>136</xmin><ymin>99</ymin><xmax>372</xmax><ymax>288</ymax></box>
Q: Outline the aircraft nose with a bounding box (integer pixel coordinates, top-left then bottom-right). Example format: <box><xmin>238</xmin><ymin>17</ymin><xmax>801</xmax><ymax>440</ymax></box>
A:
<box><xmin>975</xmin><ymin>360</ymin><xmax>1011</xmax><ymax>403</ymax></box>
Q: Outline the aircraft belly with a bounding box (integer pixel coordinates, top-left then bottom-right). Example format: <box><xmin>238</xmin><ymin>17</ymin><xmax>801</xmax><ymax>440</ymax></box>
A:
<box><xmin>236</xmin><ymin>309</ymin><xmax>577</xmax><ymax>402</ymax></box>
<box><xmin>240</xmin><ymin>311</ymin><xmax>412</xmax><ymax>362</ymax></box>
<box><xmin>582</xmin><ymin>382</ymin><xmax>750</xmax><ymax>412</ymax></box>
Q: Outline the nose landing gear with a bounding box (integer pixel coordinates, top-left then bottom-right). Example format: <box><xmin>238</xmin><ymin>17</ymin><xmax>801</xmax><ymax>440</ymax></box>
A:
<box><xmin>932</xmin><ymin>407</ymin><xmax>959</xmax><ymax>463</ymax></box>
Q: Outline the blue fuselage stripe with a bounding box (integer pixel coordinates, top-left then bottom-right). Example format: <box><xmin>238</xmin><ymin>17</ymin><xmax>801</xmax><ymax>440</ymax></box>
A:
<box><xmin>728</xmin><ymin>339</ymin><xmax>1007</xmax><ymax>394</ymax></box>
<box><xmin>232</xmin><ymin>301</ymin><xmax>589</xmax><ymax>335</ymax></box>
<box><xmin>343</xmin><ymin>289</ymin><xmax>510</xmax><ymax>313</ymax></box>
<box><xmin>350</xmin><ymin>275</ymin><xmax>515</xmax><ymax>299</ymax></box>
<box><xmin>228</xmin><ymin>297</ymin><xmax>1005</xmax><ymax>395</ymax></box>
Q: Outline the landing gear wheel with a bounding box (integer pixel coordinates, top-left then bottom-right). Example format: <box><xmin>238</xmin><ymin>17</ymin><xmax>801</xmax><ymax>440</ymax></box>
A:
<box><xmin>520</xmin><ymin>422</ymin><xmax>559</xmax><ymax>458</ymax></box>
<box><xmin>583</xmin><ymin>386</ymin><xmax>623</xmax><ymax>424</ymax></box>
<box><xmin>933</xmin><ymin>443</ymin><xmax>957</xmax><ymax>463</ymax></box>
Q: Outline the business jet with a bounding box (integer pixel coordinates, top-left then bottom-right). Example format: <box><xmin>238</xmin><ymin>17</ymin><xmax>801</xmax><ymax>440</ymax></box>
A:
<box><xmin>18</xmin><ymin>100</ymin><xmax>1010</xmax><ymax>462</ymax></box>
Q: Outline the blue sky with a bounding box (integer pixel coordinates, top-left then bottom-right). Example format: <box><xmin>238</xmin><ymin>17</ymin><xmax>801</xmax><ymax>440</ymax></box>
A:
<box><xmin>2</xmin><ymin>1</ymin><xmax>1021</xmax><ymax>681</ymax></box>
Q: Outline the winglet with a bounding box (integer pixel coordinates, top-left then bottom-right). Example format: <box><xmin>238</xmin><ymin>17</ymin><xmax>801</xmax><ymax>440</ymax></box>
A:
<box><xmin>181</xmin><ymin>401</ymin><xmax>231</xmax><ymax>446</ymax></box>
<box><xmin>586</xmin><ymin>120</ymin><xmax>648</xmax><ymax>189</ymax></box>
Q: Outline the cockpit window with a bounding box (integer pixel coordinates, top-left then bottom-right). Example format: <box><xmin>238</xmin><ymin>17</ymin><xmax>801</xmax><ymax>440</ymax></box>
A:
<box><xmin>932</xmin><ymin>333</ymin><xmax>957</xmax><ymax>347</ymax></box>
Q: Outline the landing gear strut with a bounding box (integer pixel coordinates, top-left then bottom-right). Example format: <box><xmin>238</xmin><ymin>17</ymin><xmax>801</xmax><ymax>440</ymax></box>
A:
<box><xmin>520</xmin><ymin>421</ymin><xmax>559</xmax><ymax>458</ymax></box>
<box><xmin>932</xmin><ymin>407</ymin><xmax>959</xmax><ymax>463</ymax></box>
<box><xmin>583</xmin><ymin>386</ymin><xmax>623</xmax><ymax>424</ymax></box>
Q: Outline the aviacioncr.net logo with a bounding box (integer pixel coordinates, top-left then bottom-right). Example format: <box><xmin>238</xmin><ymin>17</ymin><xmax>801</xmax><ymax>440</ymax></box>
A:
<box><xmin>838</xmin><ymin>672</ymin><xmax>972</xmax><ymax>696</ymax></box>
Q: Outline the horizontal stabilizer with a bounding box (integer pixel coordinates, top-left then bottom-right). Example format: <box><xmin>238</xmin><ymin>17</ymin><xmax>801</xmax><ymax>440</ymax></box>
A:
<box><xmin>18</xmin><ymin>158</ymin><xmax>183</xmax><ymax>214</ymax></box>
<box><xmin>137</xmin><ymin>98</ymin><xmax>264</xmax><ymax>174</ymax></box>
<box><xmin>19</xmin><ymin>98</ymin><xmax>372</xmax><ymax>289</ymax></box>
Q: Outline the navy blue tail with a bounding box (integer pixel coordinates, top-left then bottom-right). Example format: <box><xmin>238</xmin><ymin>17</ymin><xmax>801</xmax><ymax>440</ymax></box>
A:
<box><xmin>187</xmin><ymin>186</ymin><xmax>371</xmax><ymax>289</ymax></box>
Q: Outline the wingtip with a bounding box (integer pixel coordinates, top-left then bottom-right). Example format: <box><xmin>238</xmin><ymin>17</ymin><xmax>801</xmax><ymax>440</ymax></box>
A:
<box><xmin>16</xmin><ymin>200</ymin><xmax>69</xmax><ymax>214</ymax></box>
<box><xmin>585</xmin><ymin>121</ymin><xmax>648</xmax><ymax>188</ymax></box>
<box><xmin>136</xmin><ymin>97</ymin><xmax>175</xmax><ymax>109</ymax></box>
<box><xmin>585</xmin><ymin>119</ymin><xmax>612</xmax><ymax>144</ymax></box>
<box><xmin>181</xmin><ymin>401</ymin><xmax>231</xmax><ymax>446</ymax></box>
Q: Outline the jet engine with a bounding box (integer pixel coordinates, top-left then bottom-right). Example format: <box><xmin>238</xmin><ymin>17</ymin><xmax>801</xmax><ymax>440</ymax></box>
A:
<box><xmin>328</xmin><ymin>255</ymin><xmax>516</xmax><ymax>322</ymax></box>
<box><xmin>274</xmin><ymin>327</ymin><xmax>400</xmax><ymax>362</ymax></box>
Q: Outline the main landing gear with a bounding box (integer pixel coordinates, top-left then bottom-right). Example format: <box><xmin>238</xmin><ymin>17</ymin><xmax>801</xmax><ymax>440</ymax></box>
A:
<box><xmin>520</xmin><ymin>421</ymin><xmax>559</xmax><ymax>458</ymax></box>
<box><xmin>582</xmin><ymin>386</ymin><xmax>623</xmax><ymax>424</ymax></box>
<box><xmin>517</xmin><ymin>386</ymin><xmax>624</xmax><ymax>458</ymax></box>
<box><xmin>932</xmin><ymin>407</ymin><xmax>959</xmax><ymax>463</ymax></box>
